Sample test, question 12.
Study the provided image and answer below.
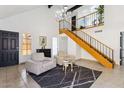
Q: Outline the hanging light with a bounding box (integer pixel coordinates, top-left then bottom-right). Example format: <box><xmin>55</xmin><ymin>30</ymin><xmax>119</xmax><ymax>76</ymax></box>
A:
<box><xmin>63</xmin><ymin>5</ymin><xmax>68</xmax><ymax>11</ymax></box>
<box><xmin>55</xmin><ymin>5</ymin><xmax>71</xmax><ymax>21</ymax></box>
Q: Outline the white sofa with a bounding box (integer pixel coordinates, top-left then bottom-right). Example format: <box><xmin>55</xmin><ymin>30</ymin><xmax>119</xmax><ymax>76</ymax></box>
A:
<box><xmin>25</xmin><ymin>53</ymin><xmax>56</xmax><ymax>75</ymax></box>
<box><xmin>55</xmin><ymin>51</ymin><xmax>75</xmax><ymax>65</ymax></box>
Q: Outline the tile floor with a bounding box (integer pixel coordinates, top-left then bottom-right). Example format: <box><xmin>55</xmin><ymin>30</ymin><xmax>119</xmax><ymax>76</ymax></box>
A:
<box><xmin>0</xmin><ymin>64</ymin><xmax>40</xmax><ymax>88</ymax></box>
<box><xmin>0</xmin><ymin>59</ymin><xmax>124</xmax><ymax>88</ymax></box>
<box><xmin>75</xmin><ymin>59</ymin><xmax>124</xmax><ymax>88</ymax></box>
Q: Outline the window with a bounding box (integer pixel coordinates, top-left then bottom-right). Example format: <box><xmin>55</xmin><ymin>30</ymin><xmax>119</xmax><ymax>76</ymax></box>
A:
<box><xmin>21</xmin><ymin>33</ymin><xmax>31</xmax><ymax>55</ymax></box>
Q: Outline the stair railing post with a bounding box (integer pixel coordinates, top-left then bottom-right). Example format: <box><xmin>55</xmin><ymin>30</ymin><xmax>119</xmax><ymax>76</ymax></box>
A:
<box><xmin>84</xmin><ymin>16</ymin><xmax>86</xmax><ymax>28</ymax></box>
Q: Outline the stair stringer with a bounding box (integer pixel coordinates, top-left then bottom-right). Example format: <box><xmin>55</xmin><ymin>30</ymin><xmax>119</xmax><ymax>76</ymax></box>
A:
<box><xmin>61</xmin><ymin>29</ymin><xmax>113</xmax><ymax>68</ymax></box>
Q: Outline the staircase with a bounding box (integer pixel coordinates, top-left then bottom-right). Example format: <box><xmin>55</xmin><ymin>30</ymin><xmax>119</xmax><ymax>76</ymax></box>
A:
<box><xmin>59</xmin><ymin>20</ymin><xmax>114</xmax><ymax>68</ymax></box>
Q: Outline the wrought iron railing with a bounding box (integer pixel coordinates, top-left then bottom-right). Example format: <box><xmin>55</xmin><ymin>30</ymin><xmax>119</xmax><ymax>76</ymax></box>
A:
<box><xmin>73</xmin><ymin>11</ymin><xmax>104</xmax><ymax>30</ymax></box>
<box><xmin>59</xmin><ymin>20</ymin><xmax>114</xmax><ymax>63</ymax></box>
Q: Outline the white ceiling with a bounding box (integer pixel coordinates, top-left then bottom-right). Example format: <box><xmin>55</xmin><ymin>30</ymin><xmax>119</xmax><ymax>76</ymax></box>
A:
<box><xmin>0</xmin><ymin>5</ymin><xmax>75</xmax><ymax>19</ymax></box>
<box><xmin>0</xmin><ymin>5</ymin><xmax>41</xmax><ymax>19</ymax></box>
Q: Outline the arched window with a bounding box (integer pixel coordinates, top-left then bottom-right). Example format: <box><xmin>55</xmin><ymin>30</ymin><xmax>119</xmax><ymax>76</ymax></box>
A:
<box><xmin>21</xmin><ymin>33</ymin><xmax>31</xmax><ymax>55</ymax></box>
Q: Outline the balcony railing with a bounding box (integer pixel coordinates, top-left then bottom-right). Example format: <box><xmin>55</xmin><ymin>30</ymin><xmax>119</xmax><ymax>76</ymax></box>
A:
<box><xmin>73</xmin><ymin>11</ymin><xmax>104</xmax><ymax>30</ymax></box>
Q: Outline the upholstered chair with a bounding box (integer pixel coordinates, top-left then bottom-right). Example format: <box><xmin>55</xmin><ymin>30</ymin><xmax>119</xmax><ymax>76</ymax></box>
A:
<box><xmin>25</xmin><ymin>53</ymin><xmax>56</xmax><ymax>75</ymax></box>
<box><xmin>55</xmin><ymin>51</ymin><xmax>75</xmax><ymax>65</ymax></box>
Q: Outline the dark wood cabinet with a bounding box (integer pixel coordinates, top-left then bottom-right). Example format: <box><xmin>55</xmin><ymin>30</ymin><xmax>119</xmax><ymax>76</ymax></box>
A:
<box><xmin>36</xmin><ymin>49</ymin><xmax>51</xmax><ymax>57</ymax></box>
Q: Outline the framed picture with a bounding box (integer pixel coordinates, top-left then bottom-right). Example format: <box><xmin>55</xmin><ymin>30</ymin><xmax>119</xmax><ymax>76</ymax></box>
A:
<box><xmin>39</xmin><ymin>36</ymin><xmax>47</xmax><ymax>49</ymax></box>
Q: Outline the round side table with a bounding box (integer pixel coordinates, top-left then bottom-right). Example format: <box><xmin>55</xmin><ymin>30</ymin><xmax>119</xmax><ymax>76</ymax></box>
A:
<box><xmin>63</xmin><ymin>60</ymin><xmax>73</xmax><ymax>74</ymax></box>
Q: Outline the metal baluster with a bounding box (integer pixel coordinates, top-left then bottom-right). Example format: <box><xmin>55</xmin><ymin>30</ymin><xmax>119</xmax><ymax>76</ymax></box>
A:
<box><xmin>82</xmin><ymin>32</ymin><xmax>84</xmax><ymax>40</ymax></box>
<box><xmin>85</xmin><ymin>33</ymin><xmax>86</xmax><ymax>42</ymax></box>
<box><xmin>83</xmin><ymin>32</ymin><xmax>85</xmax><ymax>41</ymax></box>
<box><xmin>88</xmin><ymin>16</ymin><xmax>90</xmax><ymax>26</ymax></box>
<box><xmin>99</xmin><ymin>43</ymin><xmax>101</xmax><ymax>54</ymax></box>
<box><xmin>92</xmin><ymin>38</ymin><xmax>94</xmax><ymax>48</ymax></box>
<box><xmin>97</xmin><ymin>41</ymin><xmax>99</xmax><ymax>52</ymax></box>
<box><xmin>101</xmin><ymin>43</ymin><xmax>102</xmax><ymax>54</ymax></box>
<box><xmin>88</xmin><ymin>16</ymin><xmax>89</xmax><ymax>27</ymax></box>
<box><xmin>91</xmin><ymin>38</ymin><xmax>92</xmax><ymax>46</ymax></box>
<box><xmin>86</xmin><ymin>34</ymin><xmax>87</xmax><ymax>42</ymax></box>
<box><xmin>101</xmin><ymin>43</ymin><xmax>103</xmax><ymax>54</ymax></box>
<box><xmin>109</xmin><ymin>48</ymin><xmax>112</xmax><ymax>59</ymax></box>
<box><xmin>103</xmin><ymin>45</ymin><xmax>105</xmax><ymax>55</ymax></box>
<box><xmin>90</xmin><ymin>36</ymin><xmax>91</xmax><ymax>46</ymax></box>
<box><xmin>89</xmin><ymin>36</ymin><xmax>90</xmax><ymax>44</ymax></box>
<box><xmin>96</xmin><ymin>40</ymin><xmax>98</xmax><ymax>50</ymax></box>
<box><xmin>84</xmin><ymin>17</ymin><xmax>86</xmax><ymax>28</ymax></box>
<box><xmin>91</xmin><ymin>14</ymin><xmax>92</xmax><ymax>26</ymax></box>
<box><xmin>91</xmin><ymin>13</ymin><xmax>92</xmax><ymax>26</ymax></box>
<box><xmin>112</xmin><ymin>50</ymin><xmax>114</xmax><ymax>62</ymax></box>
<box><xmin>59</xmin><ymin>21</ymin><xmax>60</xmax><ymax>30</ymax></box>
<box><xmin>63</xmin><ymin>20</ymin><xmax>64</xmax><ymax>29</ymax></box>
<box><xmin>87</xmin><ymin>35</ymin><xmax>89</xmax><ymax>43</ymax></box>
<box><xmin>94</xmin><ymin>40</ymin><xmax>96</xmax><ymax>50</ymax></box>
<box><xmin>95</xmin><ymin>13</ymin><xmax>97</xmax><ymax>26</ymax></box>
<box><xmin>86</xmin><ymin>34</ymin><xmax>88</xmax><ymax>42</ymax></box>
<box><xmin>92</xmin><ymin>13</ymin><xmax>94</xmax><ymax>26</ymax></box>
<box><xmin>87</xmin><ymin>35</ymin><xmax>88</xmax><ymax>43</ymax></box>
<box><xmin>84</xmin><ymin>33</ymin><xmax>85</xmax><ymax>41</ymax></box>
<box><xmin>106</xmin><ymin>47</ymin><xmax>107</xmax><ymax>57</ymax></box>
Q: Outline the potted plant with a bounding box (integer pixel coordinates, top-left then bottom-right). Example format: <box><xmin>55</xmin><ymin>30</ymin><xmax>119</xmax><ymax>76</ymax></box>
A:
<box><xmin>95</xmin><ymin>5</ymin><xmax>104</xmax><ymax>25</ymax></box>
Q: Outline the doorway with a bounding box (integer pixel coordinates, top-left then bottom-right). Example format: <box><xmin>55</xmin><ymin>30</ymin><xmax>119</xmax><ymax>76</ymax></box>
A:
<box><xmin>120</xmin><ymin>32</ymin><xmax>124</xmax><ymax>65</ymax></box>
<box><xmin>71</xmin><ymin>16</ymin><xmax>76</xmax><ymax>31</ymax></box>
<box><xmin>58</xmin><ymin>36</ymin><xmax>68</xmax><ymax>53</ymax></box>
<box><xmin>52</xmin><ymin>37</ymin><xmax>58</xmax><ymax>57</ymax></box>
<box><xmin>0</xmin><ymin>30</ymin><xmax>19</xmax><ymax>67</ymax></box>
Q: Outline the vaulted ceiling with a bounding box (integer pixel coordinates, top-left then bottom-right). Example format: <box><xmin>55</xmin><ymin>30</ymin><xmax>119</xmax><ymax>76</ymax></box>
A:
<box><xmin>0</xmin><ymin>5</ymin><xmax>83</xmax><ymax>19</ymax></box>
<box><xmin>0</xmin><ymin>5</ymin><xmax>41</xmax><ymax>19</ymax></box>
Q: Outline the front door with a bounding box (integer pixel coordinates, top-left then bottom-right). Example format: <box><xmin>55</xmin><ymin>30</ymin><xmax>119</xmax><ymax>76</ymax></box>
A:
<box><xmin>0</xmin><ymin>30</ymin><xmax>19</xmax><ymax>67</ymax></box>
<box><xmin>71</xmin><ymin>16</ymin><xmax>76</xmax><ymax>31</ymax></box>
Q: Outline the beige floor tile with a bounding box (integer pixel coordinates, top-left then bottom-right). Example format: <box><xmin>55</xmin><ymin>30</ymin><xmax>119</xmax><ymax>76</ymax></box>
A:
<box><xmin>0</xmin><ymin>59</ymin><xmax>124</xmax><ymax>88</ymax></box>
<box><xmin>6</xmin><ymin>80</ymin><xmax>26</xmax><ymax>88</ymax></box>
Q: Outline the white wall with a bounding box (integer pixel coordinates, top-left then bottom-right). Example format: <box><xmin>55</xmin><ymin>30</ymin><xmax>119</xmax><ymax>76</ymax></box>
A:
<box><xmin>52</xmin><ymin>37</ymin><xmax>58</xmax><ymax>56</ymax></box>
<box><xmin>67</xmin><ymin>37</ymin><xmax>77</xmax><ymax>56</ymax></box>
<box><xmin>58</xmin><ymin>36</ymin><xmax>68</xmax><ymax>53</ymax></box>
<box><xmin>0</xmin><ymin>6</ymin><xmax>59</xmax><ymax>63</ymax></box>
<box><xmin>68</xmin><ymin>5</ymin><xmax>124</xmax><ymax>65</ymax></box>
<box><xmin>82</xmin><ymin>5</ymin><xmax>124</xmax><ymax>65</ymax></box>
<box><xmin>99</xmin><ymin>5</ymin><xmax>124</xmax><ymax>65</ymax></box>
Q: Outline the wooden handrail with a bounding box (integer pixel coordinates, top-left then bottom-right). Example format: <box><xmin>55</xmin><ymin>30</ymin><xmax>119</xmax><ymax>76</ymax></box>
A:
<box><xmin>77</xmin><ymin>11</ymin><xmax>98</xmax><ymax>20</ymax></box>
<box><xmin>62</xmin><ymin>19</ymin><xmax>113</xmax><ymax>51</ymax></box>
<box><xmin>60</xmin><ymin>20</ymin><xmax>114</xmax><ymax>62</ymax></box>
<box><xmin>59</xmin><ymin>11</ymin><xmax>98</xmax><ymax>22</ymax></box>
<box><xmin>80</xmin><ymin>31</ymin><xmax>113</xmax><ymax>51</ymax></box>
<box><xmin>70</xmin><ymin>11</ymin><xmax>98</xmax><ymax>22</ymax></box>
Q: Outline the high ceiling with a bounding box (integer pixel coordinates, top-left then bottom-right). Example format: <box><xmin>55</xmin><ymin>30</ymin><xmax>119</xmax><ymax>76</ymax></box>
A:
<box><xmin>0</xmin><ymin>5</ymin><xmax>82</xmax><ymax>19</ymax></box>
<box><xmin>0</xmin><ymin>5</ymin><xmax>41</xmax><ymax>19</ymax></box>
